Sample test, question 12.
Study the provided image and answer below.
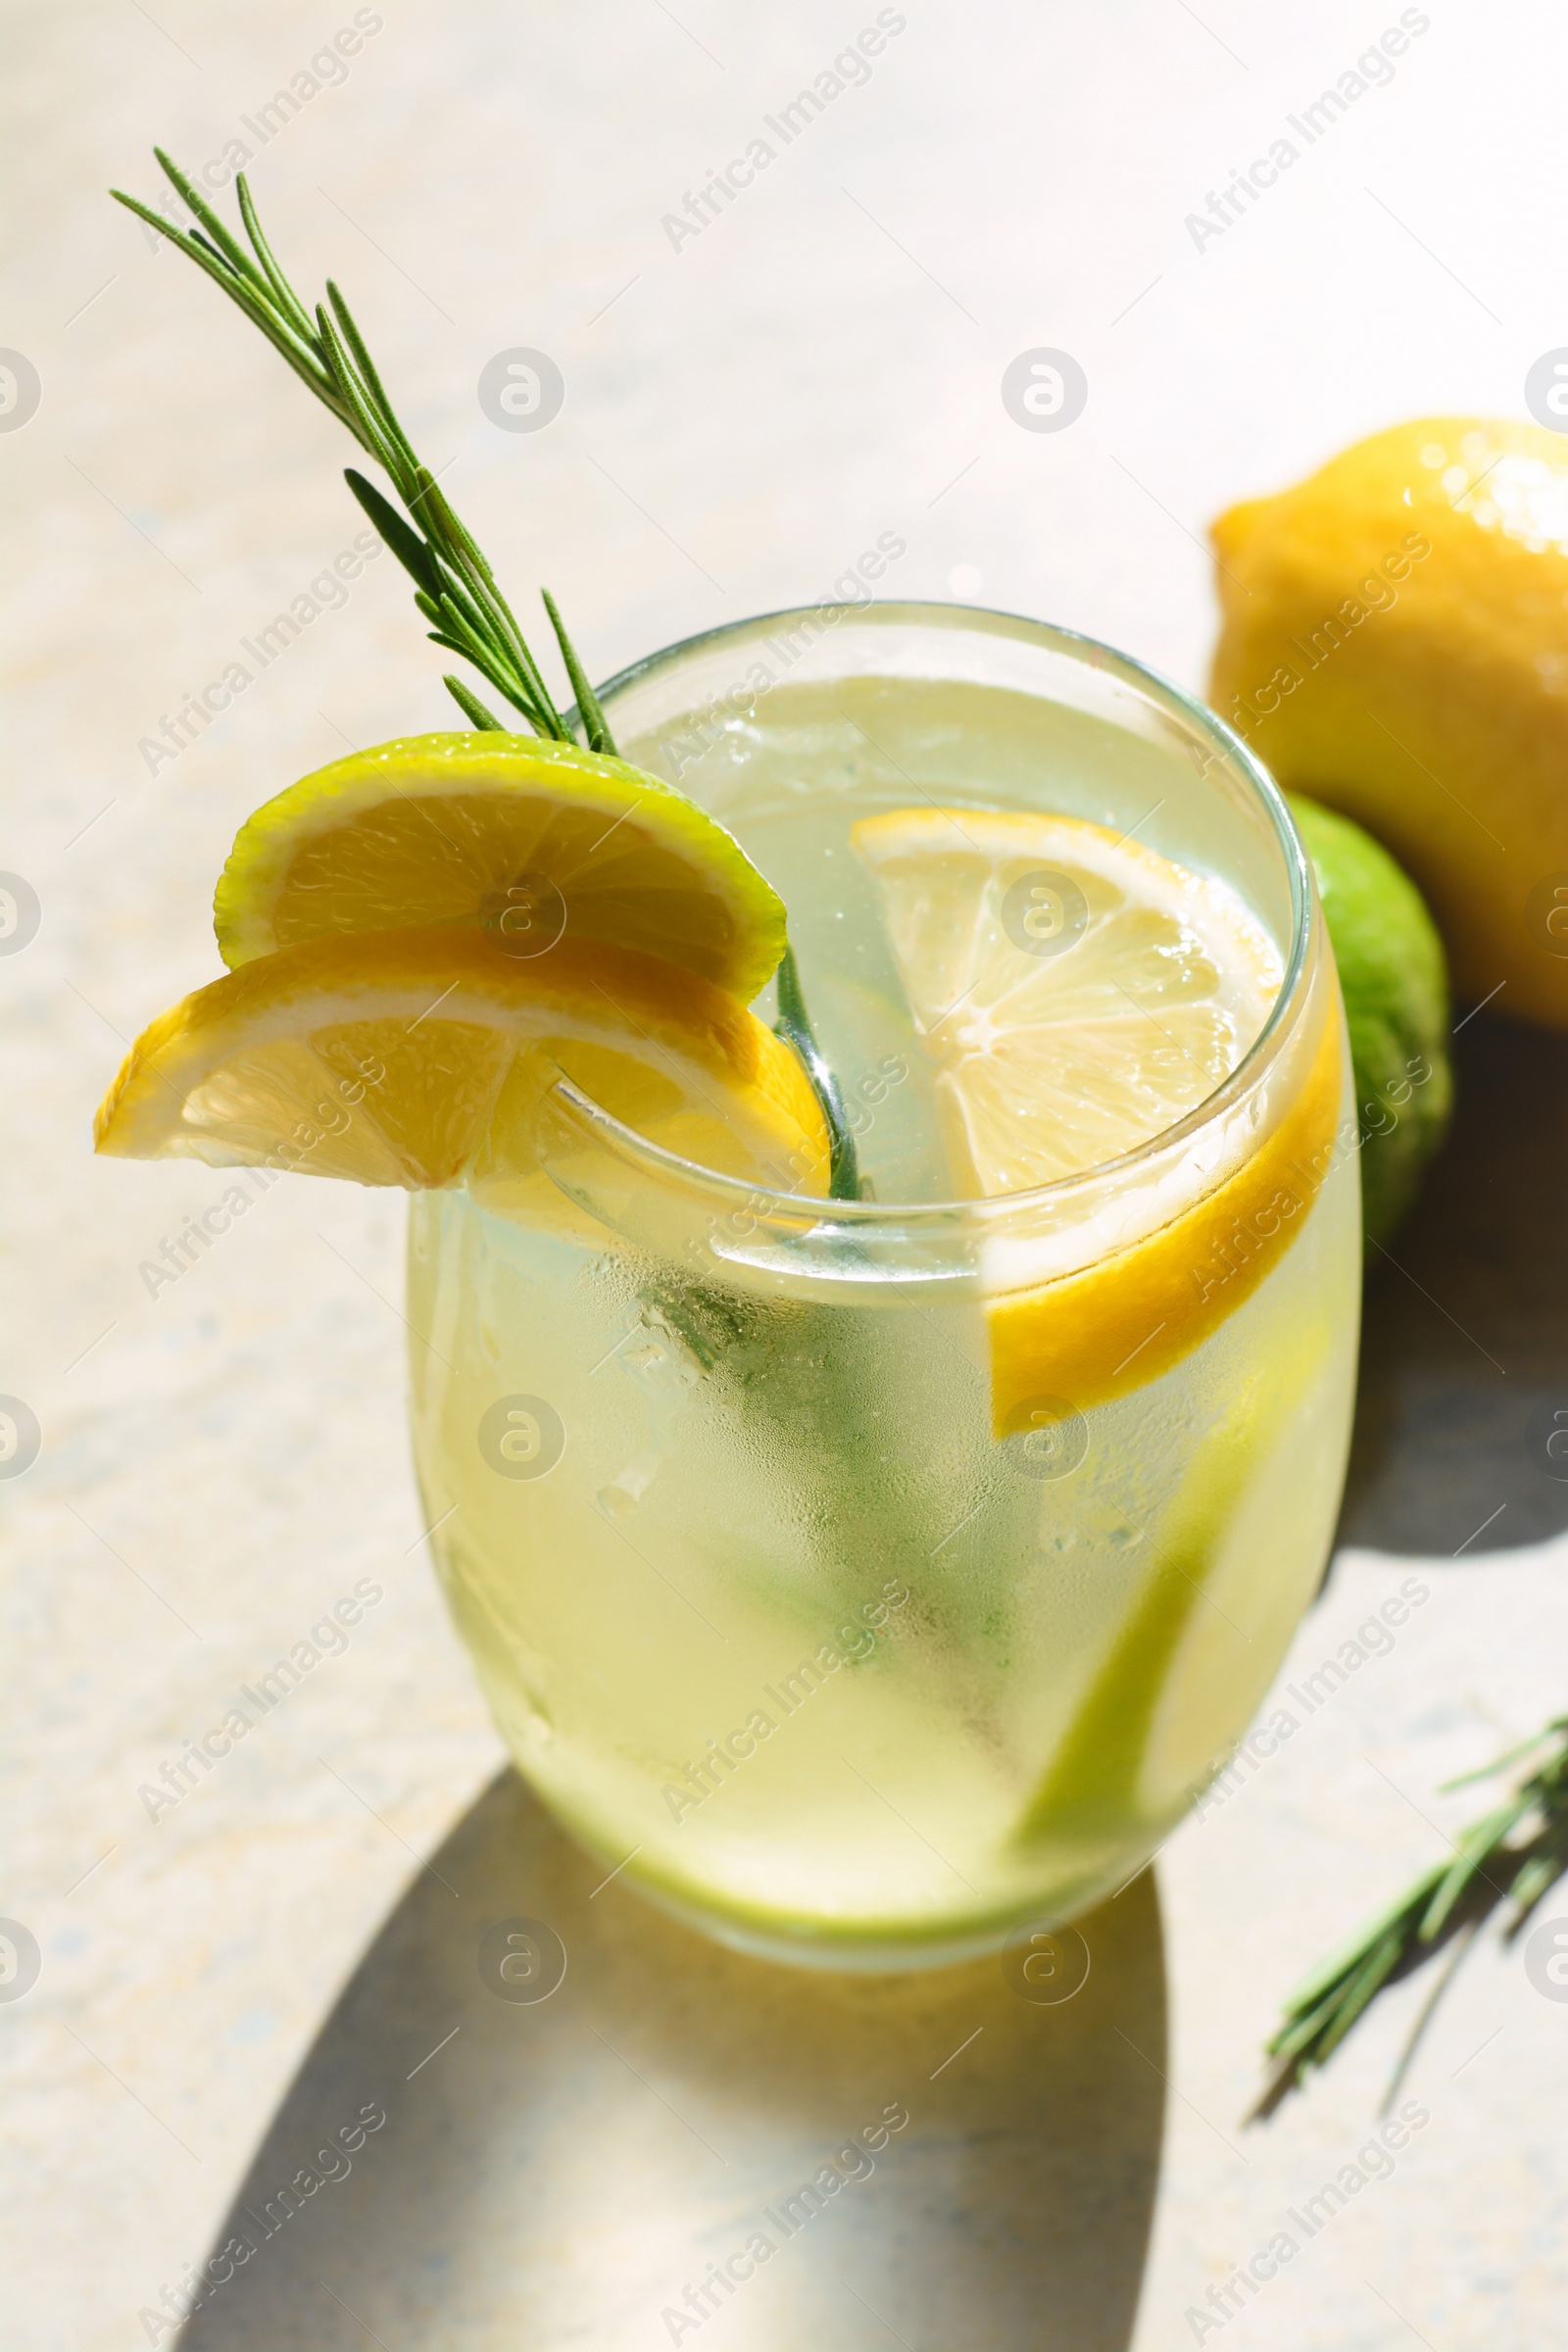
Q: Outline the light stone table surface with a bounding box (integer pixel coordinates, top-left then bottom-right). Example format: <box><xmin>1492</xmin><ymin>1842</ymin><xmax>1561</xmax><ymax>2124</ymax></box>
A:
<box><xmin>4</xmin><ymin>3</ymin><xmax>1567</xmax><ymax>2345</ymax></box>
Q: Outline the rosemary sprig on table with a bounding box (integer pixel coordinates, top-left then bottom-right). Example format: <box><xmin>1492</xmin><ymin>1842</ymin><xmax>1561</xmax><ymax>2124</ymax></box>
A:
<box><xmin>110</xmin><ymin>151</ymin><xmax>860</xmax><ymax>1195</ymax></box>
<box><xmin>112</xmin><ymin>150</ymin><xmax>612</xmax><ymax>752</ymax></box>
<box><xmin>1252</xmin><ymin>1715</ymin><xmax>1568</xmax><ymax>2121</ymax></box>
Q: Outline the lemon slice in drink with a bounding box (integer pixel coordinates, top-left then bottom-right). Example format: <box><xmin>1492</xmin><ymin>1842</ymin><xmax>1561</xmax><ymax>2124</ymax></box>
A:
<box><xmin>93</xmin><ymin>928</ymin><xmax>829</xmax><ymax>1198</ymax></box>
<box><xmin>853</xmin><ymin>808</ymin><xmax>1345</xmax><ymax>1423</ymax></box>
<box><xmin>851</xmin><ymin>808</ymin><xmax>1282</xmax><ymax>1190</ymax></box>
<box><xmin>214</xmin><ymin>733</ymin><xmax>787</xmax><ymax>1003</ymax></box>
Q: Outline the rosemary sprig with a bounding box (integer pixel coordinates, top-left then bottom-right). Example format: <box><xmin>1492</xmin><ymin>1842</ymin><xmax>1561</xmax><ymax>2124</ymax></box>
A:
<box><xmin>1251</xmin><ymin>1715</ymin><xmax>1568</xmax><ymax>2120</ymax></box>
<box><xmin>111</xmin><ymin>150</ymin><xmax>859</xmax><ymax>1183</ymax></box>
<box><xmin>111</xmin><ymin>150</ymin><xmax>614</xmax><ymax>751</ymax></box>
<box><xmin>774</xmin><ymin>944</ymin><xmax>859</xmax><ymax>1200</ymax></box>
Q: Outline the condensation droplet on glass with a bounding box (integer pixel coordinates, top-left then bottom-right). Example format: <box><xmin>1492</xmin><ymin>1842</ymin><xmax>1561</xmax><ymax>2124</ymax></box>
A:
<box><xmin>622</xmin><ymin>1321</ymin><xmax>700</xmax><ymax>1391</ymax></box>
<box><xmin>518</xmin><ymin>1687</ymin><xmax>555</xmax><ymax>1744</ymax></box>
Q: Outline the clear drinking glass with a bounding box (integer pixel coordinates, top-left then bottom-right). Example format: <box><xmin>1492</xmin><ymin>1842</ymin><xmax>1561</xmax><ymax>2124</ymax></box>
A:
<box><xmin>408</xmin><ymin>603</ymin><xmax>1360</xmax><ymax>1971</ymax></box>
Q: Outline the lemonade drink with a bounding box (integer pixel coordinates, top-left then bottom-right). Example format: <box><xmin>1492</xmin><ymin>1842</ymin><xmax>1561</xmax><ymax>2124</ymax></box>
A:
<box><xmin>95</xmin><ymin>159</ymin><xmax>1359</xmax><ymax>1970</ymax></box>
<box><xmin>406</xmin><ymin>608</ymin><xmax>1360</xmax><ymax>1969</ymax></box>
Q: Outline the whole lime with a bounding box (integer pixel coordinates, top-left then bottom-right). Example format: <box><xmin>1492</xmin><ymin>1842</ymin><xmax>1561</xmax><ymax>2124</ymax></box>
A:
<box><xmin>1289</xmin><ymin>793</ymin><xmax>1452</xmax><ymax>1253</ymax></box>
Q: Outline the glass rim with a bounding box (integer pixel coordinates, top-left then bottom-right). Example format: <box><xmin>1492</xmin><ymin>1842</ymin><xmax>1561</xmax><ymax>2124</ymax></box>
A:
<box><xmin>553</xmin><ymin>598</ymin><xmax>1316</xmax><ymax>1232</ymax></box>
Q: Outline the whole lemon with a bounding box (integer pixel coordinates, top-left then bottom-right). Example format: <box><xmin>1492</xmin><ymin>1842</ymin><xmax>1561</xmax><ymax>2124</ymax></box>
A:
<box><xmin>1209</xmin><ymin>416</ymin><xmax>1568</xmax><ymax>1028</ymax></box>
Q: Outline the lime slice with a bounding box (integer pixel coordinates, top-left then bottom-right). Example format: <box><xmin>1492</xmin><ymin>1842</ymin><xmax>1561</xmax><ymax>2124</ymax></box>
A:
<box><xmin>94</xmin><ymin>927</ymin><xmax>829</xmax><ymax>1197</ymax></box>
<box><xmin>853</xmin><ymin>808</ymin><xmax>1344</xmax><ymax>1421</ymax></box>
<box><xmin>214</xmin><ymin>732</ymin><xmax>787</xmax><ymax>1004</ymax></box>
<box><xmin>1015</xmin><ymin>1319</ymin><xmax>1338</xmax><ymax>1843</ymax></box>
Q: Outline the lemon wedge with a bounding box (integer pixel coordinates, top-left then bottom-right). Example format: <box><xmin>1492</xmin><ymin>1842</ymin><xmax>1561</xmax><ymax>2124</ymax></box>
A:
<box><xmin>853</xmin><ymin>808</ymin><xmax>1346</xmax><ymax>1423</ymax></box>
<box><xmin>93</xmin><ymin>928</ymin><xmax>829</xmax><ymax>1198</ymax></box>
<box><xmin>213</xmin><ymin>733</ymin><xmax>788</xmax><ymax>1004</ymax></box>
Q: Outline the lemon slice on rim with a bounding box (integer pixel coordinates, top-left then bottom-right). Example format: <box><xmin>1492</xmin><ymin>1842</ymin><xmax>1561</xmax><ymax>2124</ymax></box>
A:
<box><xmin>214</xmin><ymin>733</ymin><xmax>787</xmax><ymax>1004</ymax></box>
<box><xmin>853</xmin><ymin>808</ymin><xmax>1346</xmax><ymax>1424</ymax></box>
<box><xmin>93</xmin><ymin>928</ymin><xmax>829</xmax><ymax>1199</ymax></box>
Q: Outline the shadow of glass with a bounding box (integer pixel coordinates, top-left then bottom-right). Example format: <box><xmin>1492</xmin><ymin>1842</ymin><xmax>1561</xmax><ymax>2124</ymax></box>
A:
<box><xmin>1337</xmin><ymin>1013</ymin><xmax>1568</xmax><ymax>1557</ymax></box>
<box><xmin>179</xmin><ymin>1769</ymin><xmax>1166</xmax><ymax>2351</ymax></box>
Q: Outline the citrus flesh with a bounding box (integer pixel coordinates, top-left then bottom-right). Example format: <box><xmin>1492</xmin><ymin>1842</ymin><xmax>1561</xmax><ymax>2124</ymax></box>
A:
<box><xmin>1208</xmin><ymin>415</ymin><xmax>1568</xmax><ymax>1028</ymax></box>
<box><xmin>94</xmin><ymin>927</ymin><xmax>830</xmax><ymax>1199</ymax></box>
<box><xmin>851</xmin><ymin>808</ymin><xmax>1283</xmax><ymax>1191</ymax></box>
<box><xmin>853</xmin><ymin>807</ymin><xmax>1345</xmax><ymax>1425</ymax></box>
<box><xmin>213</xmin><ymin>732</ymin><xmax>788</xmax><ymax>1004</ymax></box>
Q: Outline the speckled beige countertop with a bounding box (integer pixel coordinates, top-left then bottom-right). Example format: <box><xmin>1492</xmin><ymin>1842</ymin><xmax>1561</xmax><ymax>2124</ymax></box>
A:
<box><xmin>4</xmin><ymin>4</ymin><xmax>1567</xmax><ymax>2345</ymax></box>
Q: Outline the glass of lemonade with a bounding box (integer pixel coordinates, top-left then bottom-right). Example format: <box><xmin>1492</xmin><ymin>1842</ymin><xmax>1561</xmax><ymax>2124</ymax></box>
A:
<box><xmin>407</xmin><ymin>603</ymin><xmax>1359</xmax><ymax>1971</ymax></box>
